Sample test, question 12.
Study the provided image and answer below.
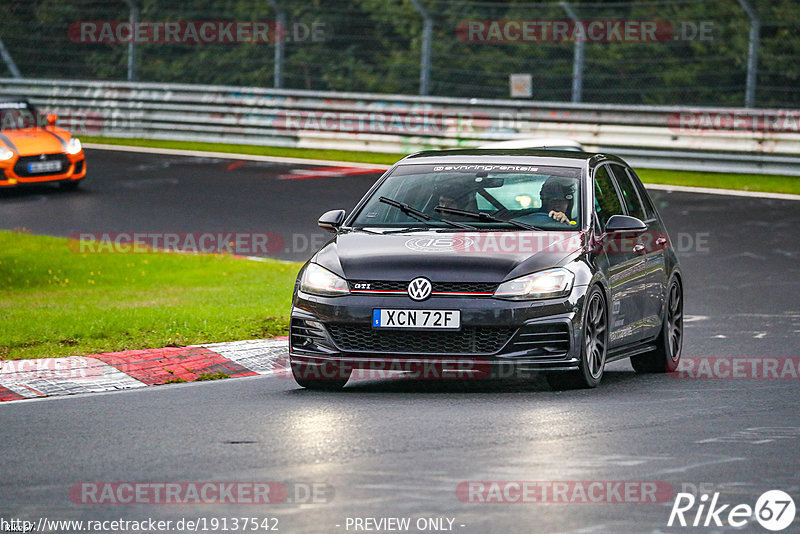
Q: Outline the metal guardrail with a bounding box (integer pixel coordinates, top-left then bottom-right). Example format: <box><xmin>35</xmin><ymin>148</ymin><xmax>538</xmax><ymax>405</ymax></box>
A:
<box><xmin>1</xmin><ymin>78</ymin><xmax>799</xmax><ymax>175</ymax></box>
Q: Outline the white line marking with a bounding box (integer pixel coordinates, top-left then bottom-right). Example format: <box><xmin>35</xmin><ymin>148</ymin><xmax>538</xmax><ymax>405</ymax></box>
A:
<box><xmin>201</xmin><ymin>339</ymin><xmax>289</xmax><ymax>375</ymax></box>
<box><xmin>0</xmin><ymin>357</ymin><xmax>146</xmax><ymax>398</ymax></box>
<box><xmin>644</xmin><ymin>183</ymin><xmax>800</xmax><ymax>201</ymax></box>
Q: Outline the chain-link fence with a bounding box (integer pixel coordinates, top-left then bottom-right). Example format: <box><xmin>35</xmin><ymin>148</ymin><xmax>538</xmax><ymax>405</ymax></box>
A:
<box><xmin>1</xmin><ymin>0</ymin><xmax>798</xmax><ymax>108</ymax></box>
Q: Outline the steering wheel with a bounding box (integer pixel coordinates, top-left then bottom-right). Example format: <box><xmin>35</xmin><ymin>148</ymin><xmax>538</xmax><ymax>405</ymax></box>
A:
<box><xmin>527</xmin><ymin>211</ymin><xmax>573</xmax><ymax>226</ymax></box>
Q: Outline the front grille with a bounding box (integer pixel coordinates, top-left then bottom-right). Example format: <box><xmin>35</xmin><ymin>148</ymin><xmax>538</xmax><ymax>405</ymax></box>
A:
<box><xmin>350</xmin><ymin>281</ymin><xmax>497</xmax><ymax>295</ymax></box>
<box><xmin>508</xmin><ymin>323</ymin><xmax>571</xmax><ymax>358</ymax></box>
<box><xmin>433</xmin><ymin>282</ymin><xmax>497</xmax><ymax>294</ymax></box>
<box><xmin>326</xmin><ymin>324</ymin><xmax>514</xmax><ymax>354</ymax></box>
<box><xmin>13</xmin><ymin>154</ymin><xmax>70</xmax><ymax>177</ymax></box>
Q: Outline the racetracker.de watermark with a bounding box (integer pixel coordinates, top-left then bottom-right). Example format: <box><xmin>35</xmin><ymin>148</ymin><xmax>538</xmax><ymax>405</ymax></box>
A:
<box><xmin>0</xmin><ymin>357</ymin><xmax>101</xmax><ymax>381</ymax></box>
<box><xmin>70</xmin><ymin>21</ymin><xmax>279</xmax><ymax>43</ymax></box>
<box><xmin>0</xmin><ymin>105</ymin><xmax>125</xmax><ymax>134</ymax></box>
<box><xmin>68</xmin><ymin>232</ymin><xmax>285</xmax><ymax>256</ymax></box>
<box><xmin>667</xmin><ymin>111</ymin><xmax>800</xmax><ymax>134</ymax></box>
<box><xmin>0</xmin><ymin>109</ymin><xmax>141</xmax><ymax>135</ymax></box>
<box><xmin>68</xmin><ymin>21</ymin><xmax>327</xmax><ymax>43</ymax></box>
<box><xmin>276</xmin><ymin>110</ymin><xmax>485</xmax><ymax>135</ymax></box>
<box><xmin>456</xmin><ymin>481</ymin><xmax>674</xmax><ymax>503</ymax></box>
<box><xmin>69</xmin><ymin>482</ymin><xmax>332</xmax><ymax>504</ymax></box>
<box><xmin>669</xmin><ymin>356</ymin><xmax>800</xmax><ymax>380</ymax></box>
<box><xmin>401</xmin><ymin>231</ymin><xmax>710</xmax><ymax>255</ymax></box>
<box><xmin>284</xmin><ymin>357</ymin><xmax>494</xmax><ymax>381</ymax></box>
<box><xmin>456</xmin><ymin>20</ymin><xmax>714</xmax><ymax>43</ymax></box>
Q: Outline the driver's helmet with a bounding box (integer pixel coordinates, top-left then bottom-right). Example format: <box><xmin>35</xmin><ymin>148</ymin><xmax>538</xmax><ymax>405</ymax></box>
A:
<box><xmin>539</xmin><ymin>176</ymin><xmax>576</xmax><ymax>216</ymax></box>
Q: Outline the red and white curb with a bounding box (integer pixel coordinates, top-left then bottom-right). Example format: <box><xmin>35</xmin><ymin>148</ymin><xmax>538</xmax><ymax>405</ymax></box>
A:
<box><xmin>0</xmin><ymin>338</ymin><xmax>289</xmax><ymax>403</ymax></box>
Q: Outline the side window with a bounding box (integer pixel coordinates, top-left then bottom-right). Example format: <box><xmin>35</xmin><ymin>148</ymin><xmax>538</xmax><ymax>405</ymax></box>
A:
<box><xmin>609</xmin><ymin>165</ymin><xmax>646</xmax><ymax>221</ymax></box>
<box><xmin>593</xmin><ymin>165</ymin><xmax>624</xmax><ymax>228</ymax></box>
<box><xmin>625</xmin><ymin>168</ymin><xmax>657</xmax><ymax>221</ymax></box>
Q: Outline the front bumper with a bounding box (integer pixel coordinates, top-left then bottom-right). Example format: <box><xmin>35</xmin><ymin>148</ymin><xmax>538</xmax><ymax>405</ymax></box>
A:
<box><xmin>0</xmin><ymin>152</ymin><xmax>86</xmax><ymax>187</ymax></box>
<box><xmin>290</xmin><ymin>287</ymin><xmax>590</xmax><ymax>375</ymax></box>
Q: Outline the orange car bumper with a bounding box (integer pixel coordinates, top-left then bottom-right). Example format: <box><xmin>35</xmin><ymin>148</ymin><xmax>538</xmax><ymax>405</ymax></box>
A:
<box><xmin>0</xmin><ymin>151</ymin><xmax>86</xmax><ymax>187</ymax></box>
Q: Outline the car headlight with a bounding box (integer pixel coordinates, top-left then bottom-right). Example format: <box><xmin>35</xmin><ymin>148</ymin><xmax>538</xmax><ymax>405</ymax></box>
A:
<box><xmin>66</xmin><ymin>137</ymin><xmax>82</xmax><ymax>155</ymax></box>
<box><xmin>0</xmin><ymin>146</ymin><xmax>14</xmax><ymax>161</ymax></box>
<box><xmin>300</xmin><ymin>263</ymin><xmax>350</xmax><ymax>297</ymax></box>
<box><xmin>493</xmin><ymin>268</ymin><xmax>574</xmax><ymax>300</ymax></box>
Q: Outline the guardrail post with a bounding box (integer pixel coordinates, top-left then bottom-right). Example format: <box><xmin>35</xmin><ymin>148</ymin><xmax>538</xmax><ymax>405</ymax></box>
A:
<box><xmin>409</xmin><ymin>0</ymin><xmax>432</xmax><ymax>96</ymax></box>
<box><xmin>269</xmin><ymin>0</ymin><xmax>286</xmax><ymax>88</ymax></box>
<box><xmin>736</xmin><ymin>0</ymin><xmax>759</xmax><ymax>108</ymax></box>
<box><xmin>560</xmin><ymin>1</ymin><xmax>584</xmax><ymax>103</ymax></box>
<box><xmin>0</xmin><ymin>36</ymin><xmax>21</xmax><ymax>78</ymax></box>
<box><xmin>123</xmin><ymin>0</ymin><xmax>138</xmax><ymax>81</ymax></box>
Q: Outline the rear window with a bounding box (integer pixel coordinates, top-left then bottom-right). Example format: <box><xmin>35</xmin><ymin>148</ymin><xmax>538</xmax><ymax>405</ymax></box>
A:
<box><xmin>593</xmin><ymin>166</ymin><xmax>624</xmax><ymax>228</ymax></box>
<box><xmin>609</xmin><ymin>164</ymin><xmax>646</xmax><ymax>220</ymax></box>
<box><xmin>626</xmin><ymin>168</ymin><xmax>658</xmax><ymax>221</ymax></box>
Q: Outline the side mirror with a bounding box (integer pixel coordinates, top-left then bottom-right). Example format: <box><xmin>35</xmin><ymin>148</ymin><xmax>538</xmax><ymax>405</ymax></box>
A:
<box><xmin>46</xmin><ymin>114</ymin><xmax>58</xmax><ymax>127</ymax></box>
<box><xmin>318</xmin><ymin>209</ymin><xmax>346</xmax><ymax>233</ymax></box>
<box><xmin>604</xmin><ymin>214</ymin><xmax>647</xmax><ymax>233</ymax></box>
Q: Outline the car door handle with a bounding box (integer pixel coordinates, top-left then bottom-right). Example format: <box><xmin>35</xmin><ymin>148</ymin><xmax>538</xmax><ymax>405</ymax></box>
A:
<box><xmin>633</xmin><ymin>243</ymin><xmax>646</xmax><ymax>254</ymax></box>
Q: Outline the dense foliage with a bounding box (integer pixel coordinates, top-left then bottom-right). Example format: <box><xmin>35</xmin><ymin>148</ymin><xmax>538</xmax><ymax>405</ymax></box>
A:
<box><xmin>2</xmin><ymin>0</ymin><xmax>798</xmax><ymax>107</ymax></box>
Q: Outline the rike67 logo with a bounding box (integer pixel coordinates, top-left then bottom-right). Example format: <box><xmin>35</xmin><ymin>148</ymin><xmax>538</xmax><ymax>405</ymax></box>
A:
<box><xmin>668</xmin><ymin>490</ymin><xmax>796</xmax><ymax>531</ymax></box>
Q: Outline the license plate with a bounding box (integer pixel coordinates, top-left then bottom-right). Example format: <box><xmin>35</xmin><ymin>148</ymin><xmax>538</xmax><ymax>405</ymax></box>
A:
<box><xmin>373</xmin><ymin>309</ymin><xmax>460</xmax><ymax>330</ymax></box>
<box><xmin>28</xmin><ymin>160</ymin><xmax>62</xmax><ymax>173</ymax></box>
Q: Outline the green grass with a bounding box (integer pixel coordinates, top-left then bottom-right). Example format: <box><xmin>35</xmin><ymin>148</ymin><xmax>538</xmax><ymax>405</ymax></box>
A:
<box><xmin>81</xmin><ymin>136</ymin><xmax>400</xmax><ymax>165</ymax></box>
<box><xmin>0</xmin><ymin>230</ymin><xmax>300</xmax><ymax>360</ymax></box>
<box><xmin>82</xmin><ymin>136</ymin><xmax>800</xmax><ymax>195</ymax></box>
<box><xmin>636</xmin><ymin>168</ymin><xmax>800</xmax><ymax>195</ymax></box>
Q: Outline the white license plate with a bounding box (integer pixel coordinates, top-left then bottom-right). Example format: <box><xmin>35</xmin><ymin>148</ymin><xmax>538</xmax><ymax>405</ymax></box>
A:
<box><xmin>372</xmin><ymin>309</ymin><xmax>460</xmax><ymax>329</ymax></box>
<box><xmin>28</xmin><ymin>160</ymin><xmax>62</xmax><ymax>173</ymax></box>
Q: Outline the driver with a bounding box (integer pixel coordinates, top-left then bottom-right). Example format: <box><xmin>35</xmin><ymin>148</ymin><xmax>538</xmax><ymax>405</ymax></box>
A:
<box><xmin>433</xmin><ymin>181</ymin><xmax>476</xmax><ymax>213</ymax></box>
<box><xmin>539</xmin><ymin>176</ymin><xmax>576</xmax><ymax>224</ymax></box>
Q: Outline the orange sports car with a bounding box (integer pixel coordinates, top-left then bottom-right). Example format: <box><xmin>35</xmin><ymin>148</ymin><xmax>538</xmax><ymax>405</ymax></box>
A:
<box><xmin>0</xmin><ymin>97</ymin><xmax>86</xmax><ymax>190</ymax></box>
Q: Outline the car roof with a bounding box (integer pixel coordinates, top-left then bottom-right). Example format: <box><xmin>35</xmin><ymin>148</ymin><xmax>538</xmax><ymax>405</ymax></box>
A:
<box><xmin>479</xmin><ymin>137</ymin><xmax>584</xmax><ymax>150</ymax></box>
<box><xmin>399</xmin><ymin>148</ymin><xmax>628</xmax><ymax>168</ymax></box>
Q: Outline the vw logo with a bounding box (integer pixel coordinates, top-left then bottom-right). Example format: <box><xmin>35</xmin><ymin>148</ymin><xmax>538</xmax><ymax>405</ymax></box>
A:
<box><xmin>407</xmin><ymin>277</ymin><xmax>432</xmax><ymax>301</ymax></box>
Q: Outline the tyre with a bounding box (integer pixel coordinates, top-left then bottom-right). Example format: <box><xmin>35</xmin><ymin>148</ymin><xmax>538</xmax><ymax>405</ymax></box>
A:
<box><xmin>631</xmin><ymin>277</ymin><xmax>683</xmax><ymax>373</ymax></box>
<box><xmin>290</xmin><ymin>358</ymin><xmax>351</xmax><ymax>390</ymax></box>
<box><xmin>547</xmin><ymin>286</ymin><xmax>608</xmax><ymax>390</ymax></box>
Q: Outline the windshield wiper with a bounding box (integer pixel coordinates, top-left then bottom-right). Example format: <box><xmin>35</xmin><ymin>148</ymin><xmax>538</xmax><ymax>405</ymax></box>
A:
<box><xmin>379</xmin><ymin>197</ymin><xmax>475</xmax><ymax>229</ymax></box>
<box><xmin>434</xmin><ymin>206</ymin><xmax>542</xmax><ymax>231</ymax></box>
<box><xmin>381</xmin><ymin>227</ymin><xmax>465</xmax><ymax>235</ymax></box>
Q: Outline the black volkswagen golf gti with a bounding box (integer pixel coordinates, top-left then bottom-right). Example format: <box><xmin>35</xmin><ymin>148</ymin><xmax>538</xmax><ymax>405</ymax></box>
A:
<box><xmin>289</xmin><ymin>149</ymin><xmax>683</xmax><ymax>390</ymax></box>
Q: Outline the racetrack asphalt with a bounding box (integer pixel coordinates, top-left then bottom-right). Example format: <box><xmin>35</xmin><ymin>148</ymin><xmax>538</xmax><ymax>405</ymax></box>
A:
<box><xmin>0</xmin><ymin>148</ymin><xmax>385</xmax><ymax>262</ymax></box>
<box><xmin>1</xmin><ymin>148</ymin><xmax>799</xmax><ymax>533</ymax></box>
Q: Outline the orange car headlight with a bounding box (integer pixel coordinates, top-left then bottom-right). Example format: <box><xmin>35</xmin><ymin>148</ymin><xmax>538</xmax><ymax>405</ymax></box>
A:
<box><xmin>66</xmin><ymin>137</ymin><xmax>82</xmax><ymax>155</ymax></box>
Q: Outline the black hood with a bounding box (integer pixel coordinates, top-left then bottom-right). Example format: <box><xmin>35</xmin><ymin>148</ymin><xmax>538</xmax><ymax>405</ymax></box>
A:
<box><xmin>312</xmin><ymin>230</ymin><xmax>585</xmax><ymax>283</ymax></box>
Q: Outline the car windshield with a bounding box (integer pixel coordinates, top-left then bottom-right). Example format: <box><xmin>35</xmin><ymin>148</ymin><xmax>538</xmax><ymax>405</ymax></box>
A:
<box><xmin>0</xmin><ymin>101</ymin><xmax>39</xmax><ymax>130</ymax></box>
<box><xmin>352</xmin><ymin>163</ymin><xmax>582</xmax><ymax>231</ymax></box>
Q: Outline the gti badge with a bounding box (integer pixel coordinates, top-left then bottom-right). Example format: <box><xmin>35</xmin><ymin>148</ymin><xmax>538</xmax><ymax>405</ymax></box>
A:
<box><xmin>407</xmin><ymin>277</ymin><xmax>432</xmax><ymax>301</ymax></box>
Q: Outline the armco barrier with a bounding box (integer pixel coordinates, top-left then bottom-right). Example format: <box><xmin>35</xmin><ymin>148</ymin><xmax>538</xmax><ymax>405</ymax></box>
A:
<box><xmin>1</xmin><ymin>78</ymin><xmax>799</xmax><ymax>175</ymax></box>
